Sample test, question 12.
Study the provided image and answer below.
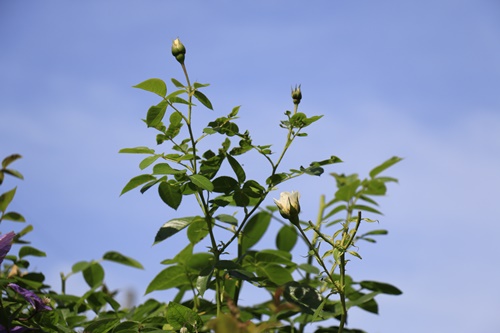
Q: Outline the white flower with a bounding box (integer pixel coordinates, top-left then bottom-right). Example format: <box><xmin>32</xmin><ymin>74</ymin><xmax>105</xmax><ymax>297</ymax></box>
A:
<box><xmin>274</xmin><ymin>191</ymin><xmax>300</xmax><ymax>221</ymax></box>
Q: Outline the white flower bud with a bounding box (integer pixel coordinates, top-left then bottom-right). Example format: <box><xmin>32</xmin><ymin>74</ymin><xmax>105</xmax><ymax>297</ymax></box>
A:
<box><xmin>273</xmin><ymin>191</ymin><xmax>301</xmax><ymax>221</ymax></box>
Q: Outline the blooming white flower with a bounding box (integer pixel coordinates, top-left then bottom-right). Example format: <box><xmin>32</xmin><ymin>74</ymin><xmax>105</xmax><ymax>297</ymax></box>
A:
<box><xmin>273</xmin><ymin>191</ymin><xmax>300</xmax><ymax>221</ymax></box>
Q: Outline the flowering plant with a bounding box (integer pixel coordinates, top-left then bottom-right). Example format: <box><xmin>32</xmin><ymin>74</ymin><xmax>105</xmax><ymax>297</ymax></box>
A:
<box><xmin>274</xmin><ymin>191</ymin><xmax>301</xmax><ymax>222</ymax></box>
<box><xmin>117</xmin><ymin>38</ymin><xmax>402</xmax><ymax>332</ymax></box>
<box><xmin>1</xmin><ymin>39</ymin><xmax>401</xmax><ymax>333</ymax></box>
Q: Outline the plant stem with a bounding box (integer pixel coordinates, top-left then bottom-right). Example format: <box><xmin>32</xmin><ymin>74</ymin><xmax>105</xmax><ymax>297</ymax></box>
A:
<box><xmin>273</xmin><ymin>103</ymin><xmax>299</xmax><ymax>172</ymax></box>
<box><xmin>337</xmin><ymin>211</ymin><xmax>362</xmax><ymax>333</ymax></box>
<box><xmin>299</xmin><ymin>195</ymin><xmax>326</xmax><ymax>333</ymax></box>
<box><xmin>292</xmin><ymin>217</ymin><xmax>336</xmax><ymax>294</ymax></box>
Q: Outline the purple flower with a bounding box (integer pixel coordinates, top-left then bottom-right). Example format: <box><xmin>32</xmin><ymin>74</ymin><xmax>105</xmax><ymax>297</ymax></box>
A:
<box><xmin>7</xmin><ymin>283</ymin><xmax>52</xmax><ymax>312</ymax></box>
<box><xmin>0</xmin><ymin>325</ymin><xmax>29</xmax><ymax>333</ymax></box>
<box><xmin>0</xmin><ymin>231</ymin><xmax>15</xmax><ymax>265</ymax></box>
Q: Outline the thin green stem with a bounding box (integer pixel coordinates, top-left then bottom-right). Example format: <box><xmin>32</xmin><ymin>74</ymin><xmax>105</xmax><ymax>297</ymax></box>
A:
<box><xmin>60</xmin><ymin>273</ymin><xmax>66</xmax><ymax>294</ymax></box>
<box><xmin>292</xmin><ymin>217</ymin><xmax>336</xmax><ymax>291</ymax></box>
<box><xmin>272</xmin><ymin>103</ymin><xmax>299</xmax><ymax>172</ymax></box>
<box><xmin>179</xmin><ymin>60</ymin><xmax>220</xmax><ymax>314</ymax></box>
<box><xmin>337</xmin><ymin>253</ymin><xmax>347</xmax><ymax>333</ymax></box>
<box><xmin>299</xmin><ymin>195</ymin><xmax>326</xmax><ymax>333</ymax></box>
<box><xmin>181</xmin><ymin>63</ymin><xmax>192</xmax><ymax>124</ymax></box>
<box><xmin>337</xmin><ymin>211</ymin><xmax>362</xmax><ymax>333</ymax></box>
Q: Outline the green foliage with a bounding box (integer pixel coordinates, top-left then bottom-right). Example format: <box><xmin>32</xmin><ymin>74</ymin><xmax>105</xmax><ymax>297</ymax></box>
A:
<box><xmin>1</xmin><ymin>39</ymin><xmax>402</xmax><ymax>333</ymax></box>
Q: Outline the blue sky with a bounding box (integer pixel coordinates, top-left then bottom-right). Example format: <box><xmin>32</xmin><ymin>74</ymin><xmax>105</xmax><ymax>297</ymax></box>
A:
<box><xmin>1</xmin><ymin>1</ymin><xmax>500</xmax><ymax>332</ymax></box>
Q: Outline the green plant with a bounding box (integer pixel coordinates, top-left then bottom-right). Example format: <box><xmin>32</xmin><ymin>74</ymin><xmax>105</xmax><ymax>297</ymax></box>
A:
<box><xmin>118</xmin><ymin>38</ymin><xmax>402</xmax><ymax>333</ymax></box>
<box><xmin>0</xmin><ymin>38</ymin><xmax>402</xmax><ymax>333</ymax></box>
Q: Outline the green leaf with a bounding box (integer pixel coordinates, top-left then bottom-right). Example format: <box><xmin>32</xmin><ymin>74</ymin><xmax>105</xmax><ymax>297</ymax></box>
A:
<box><xmin>120</xmin><ymin>174</ymin><xmax>156</xmax><ymax>195</ymax></box>
<box><xmin>154</xmin><ymin>217</ymin><xmax>196</xmax><ymax>244</ymax></box>
<box><xmin>2</xmin><ymin>154</ymin><xmax>22</xmax><ymax>168</ymax></box>
<box><xmin>352</xmin><ymin>204</ymin><xmax>383</xmax><ymax>215</ymax></box>
<box><xmin>19</xmin><ymin>246</ymin><xmax>46</xmax><ymax>258</ymax></box>
<box><xmin>193</xmin><ymin>90</ymin><xmax>213</xmax><ymax>110</ymax></box>
<box><xmin>348</xmin><ymin>250</ymin><xmax>362</xmax><ymax>259</ymax></box>
<box><xmin>165</xmin><ymin>111</ymin><xmax>183</xmax><ymax>140</ymax></box>
<box><xmin>2</xmin><ymin>211</ymin><xmax>25</xmax><ymax>222</ymax></box>
<box><xmin>363</xmin><ymin>179</ymin><xmax>387</xmax><ymax>195</ymax></box>
<box><xmin>83</xmin><ymin>262</ymin><xmax>105</xmax><ymax>289</ymax></box>
<box><xmin>140</xmin><ymin>177</ymin><xmax>164</xmax><ymax>194</ymax></box>
<box><xmin>226</xmin><ymin>154</ymin><xmax>246</xmax><ymax>183</ymax></box>
<box><xmin>324</xmin><ymin>204</ymin><xmax>347</xmax><ymax>219</ymax></box>
<box><xmin>298</xmin><ymin>164</ymin><xmax>324</xmax><ymax>176</ymax></box>
<box><xmin>15</xmin><ymin>224</ymin><xmax>33</xmax><ymax>240</ymax></box>
<box><xmin>102</xmin><ymin>251</ymin><xmax>144</xmax><ymax>269</ymax></box>
<box><xmin>266</xmin><ymin>173</ymin><xmax>288</xmax><ymax>186</ymax></box>
<box><xmin>112</xmin><ymin>321</ymin><xmax>140</xmax><ymax>332</ymax></box>
<box><xmin>241</xmin><ymin>212</ymin><xmax>271</xmax><ymax>253</ymax></box>
<box><xmin>303</xmin><ymin>114</ymin><xmax>323</xmax><ymax>126</ymax></box>
<box><xmin>215</xmin><ymin>214</ymin><xmax>238</xmax><ymax>225</ymax></box>
<box><xmin>165</xmin><ymin>89</ymin><xmax>186</xmax><ymax>100</ymax></box>
<box><xmin>71</xmin><ymin>261</ymin><xmax>91</xmax><ymax>274</ymax></box>
<box><xmin>119</xmin><ymin>146</ymin><xmax>155</xmax><ymax>154</ymax></box>
<box><xmin>242</xmin><ymin>180</ymin><xmax>265</xmax><ymax>198</ymax></box>
<box><xmin>276</xmin><ymin>225</ymin><xmax>298</xmax><ymax>252</ymax></box>
<box><xmin>158</xmin><ymin>181</ymin><xmax>182</xmax><ymax>210</ymax></box>
<box><xmin>283</xmin><ymin>281</ymin><xmax>323</xmax><ymax>314</ymax></box>
<box><xmin>212</xmin><ymin>176</ymin><xmax>238</xmax><ymax>193</ymax></box>
<box><xmin>369</xmin><ymin>156</ymin><xmax>403</xmax><ymax>178</ymax></box>
<box><xmin>133</xmin><ymin>78</ymin><xmax>167</xmax><ymax>97</ymax></box>
<box><xmin>189</xmin><ymin>174</ymin><xmax>214</xmax><ymax>191</ymax></box>
<box><xmin>1</xmin><ymin>169</ymin><xmax>24</xmax><ymax>181</ymax></box>
<box><xmin>334</xmin><ymin>179</ymin><xmax>360</xmax><ymax>202</ymax></box>
<box><xmin>193</xmin><ymin>82</ymin><xmax>210</xmax><ymax>89</ymax></box>
<box><xmin>313</xmin><ymin>155</ymin><xmax>343</xmax><ymax>166</ymax></box>
<box><xmin>361</xmin><ymin>229</ymin><xmax>388</xmax><ymax>236</ymax></box>
<box><xmin>153</xmin><ymin>163</ymin><xmax>186</xmax><ymax>175</ymax></box>
<box><xmin>169</xmin><ymin>96</ymin><xmax>190</xmax><ymax>105</ymax></box>
<box><xmin>166</xmin><ymin>302</ymin><xmax>203</xmax><ymax>331</ymax></box>
<box><xmin>298</xmin><ymin>263</ymin><xmax>320</xmax><ymax>275</ymax></box>
<box><xmin>161</xmin><ymin>244</ymin><xmax>194</xmax><ymax>266</ymax></box>
<box><xmin>146</xmin><ymin>266</ymin><xmax>187</xmax><ymax>294</ymax></box>
<box><xmin>187</xmin><ymin>218</ymin><xmax>209</xmax><ymax>244</ymax></box>
<box><xmin>146</xmin><ymin>102</ymin><xmax>168</xmax><ymax>128</ymax></box>
<box><xmin>139</xmin><ymin>155</ymin><xmax>160</xmax><ymax>170</ymax></box>
<box><xmin>186</xmin><ymin>252</ymin><xmax>214</xmax><ymax>271</ymax></box>
<box><xmin>0</xmin><ymin>187</ymin><xmax>16</xmax><ymax>213</ymax></box>
<box><xmin>171</xmin><ymin>78</ymin><xmax>185</xmax><ymax>88</ymax></box>
<box><xmin>233</xmin><ymin>190</ymin><xmax>250</xmax><ymax>207</ymax></box>
<box><xmin>289</xmin><ymin>113</ymin><xmax>323</xmax><ymax>128</ymax></box>
<box><xmin>84</xmin><ymin>318</ymin><xmax>120</xmax><ymax>333</ymax></box>
<box><xmin>346</xmin><ymin>291</ymin><xmax>381</xmax><ymax>310</ymax></box>
<box><xmin>255</xmin><ymin>249</ymin><xmax>293</xmax><ymax>265</ymax></box>
<box><xmin>196</xmin><ymin>275</ymin><xmax>210</xmax><ymax>297</ymax></box>
<box><xmin>360</xmin><ymin>280</ymin><xmax>402</xmax><ymax>295</ymax></box>
<box><xmin>257</xmin><ymin>264</ymin><xmax>293</xmax><ymax>285</ymax></box>
<box><xmin>229</xmin><ymin>105</ymin><xmax>240</xmax><ymax>117</ymax></box>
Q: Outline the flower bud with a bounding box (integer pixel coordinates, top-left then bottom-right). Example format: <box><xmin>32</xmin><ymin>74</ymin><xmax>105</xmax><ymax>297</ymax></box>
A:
<box><xmin>274</xmin><ymin>191</ymin><xmax>301</xmax><ymax>222</ymax></box>
<box><xmin>171</xmin><ymin>38</ymin><xmax>186</xmax><ymax>64</ymax></box>
<box><xmin>291</xmin><ymin>85</ymin><xmax>302</xmax><ymax>105</ymax></box>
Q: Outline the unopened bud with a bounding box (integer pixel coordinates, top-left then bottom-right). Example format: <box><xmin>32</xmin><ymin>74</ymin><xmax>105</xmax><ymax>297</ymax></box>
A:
<box><xmin>172</xmin><ymin>38</ymin><xmax>186</xmax><ymax>64</ymax></box>
<box><xmin>274</xmin><ymin>191</ymin><xmax>301</xmax><ymax>223</ymax></box>
<box><xmin>291</xmin><ymin>85</ymin><xmax>302</xmax><ymax>105</ymax></box>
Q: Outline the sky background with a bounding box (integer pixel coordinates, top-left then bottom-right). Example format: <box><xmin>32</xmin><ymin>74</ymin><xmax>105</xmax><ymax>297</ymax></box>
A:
<box><xmin>1</xmin><ymin>1</ymin><xmax>500</xmax><ymax>332</ymax></box>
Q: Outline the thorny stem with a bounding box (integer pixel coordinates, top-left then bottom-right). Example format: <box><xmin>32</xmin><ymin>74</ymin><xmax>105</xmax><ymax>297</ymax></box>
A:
<box><xmin>337</xmin><ymin>211</ymin><xmax>362</xmax><ymax>333</ymax></box>
<box><xmin>299</xmin><ymin>195</ymin><xmax>327</xmax><ymax>333</ymax></box>
<box><xmin>291</xmin><ymin>216</ymin><xmax>336</xmax><ymax>296</ymax></box>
